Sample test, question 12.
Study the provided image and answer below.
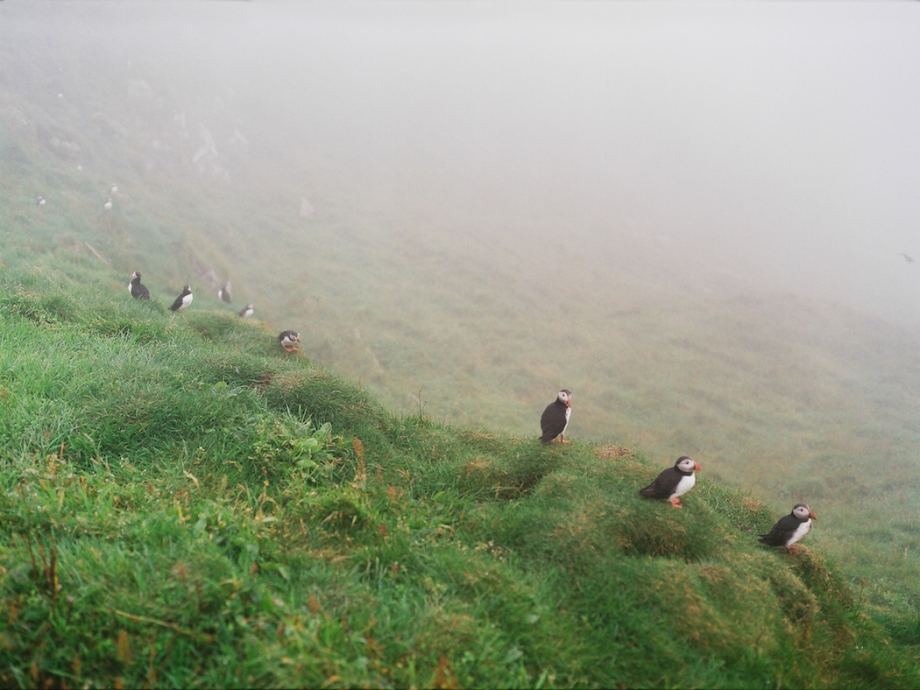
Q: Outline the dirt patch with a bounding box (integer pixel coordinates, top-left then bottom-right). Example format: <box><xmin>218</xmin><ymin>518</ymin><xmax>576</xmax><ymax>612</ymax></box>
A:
<box><xmin>253</xmin><ymin>372</ymin><xmax>274</xmax><ymax>393</ymax></box>
<box><xmin>594</xmin><ymin>445</ymin><xmax>632</xmax><ymax>460</ymax></box>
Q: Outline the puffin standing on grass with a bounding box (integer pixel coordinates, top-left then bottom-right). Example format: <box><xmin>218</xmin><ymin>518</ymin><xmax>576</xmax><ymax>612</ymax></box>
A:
<box><xmin>278</xmin><ymin>330</ymin><xmax>301</xmax><ymax>352</ymax></box>
<box><xmin>238</xmin><ymin>304</ymin><xmax>254</xmax><ymax>318</ymax></box>
<box><xmin>540</xmin><ymin>389</ymin><xmax>572</xmax><ymax>443</ymax></box>
<box><xmin>639</xmin><ymin>456</ymin><xmax>702</xmax><ymax>508</ymax></box>
<box><xmin>758</xmin><ymin>503</ymin><xmax>817</xmax><ymax>554</ymax></box>
<box><xmin>169</xmin><ymin>285</ymin><xmax>193</xmax><ymax>312</ymax></box>
<box><xmin>128</xmin><ymin>271</ymin><xmax>150</xmax><ymax>300</ymax></box>
<box><xmin>218</xmin><ymin>281</ymin><xmax>232</xmax><ymax>304</ymax></box>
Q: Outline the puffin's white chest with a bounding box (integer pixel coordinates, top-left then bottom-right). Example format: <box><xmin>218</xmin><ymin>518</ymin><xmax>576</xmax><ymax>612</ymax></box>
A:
<box><xmin>128</xmin><ymin>283</ymin><xmax>133</xmax><ymax>296</ymax></box>
<box><xmin>179</xmin><ymin>293</ymin><xmax>193</xmax><ymax>310</ymax></box>
<box><xmin>670</xmin><ymin>472</ymin><xmax>696</xmax><ymax>500</ymax></box>
<box><xmin>787</xmin><ymin>519</ymin><xmax>812</xmax><ymax>547</ymax></box>
<box><xmin>561</xmin><ymin>406</ymin><xmax>571</xmax><ymax>435</ymax></box>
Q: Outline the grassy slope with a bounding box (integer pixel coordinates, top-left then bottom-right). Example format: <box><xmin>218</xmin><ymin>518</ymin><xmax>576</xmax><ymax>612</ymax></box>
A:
<box><xmin>1</xmin><ymin>5</ymin><xmax>919</xmax><ymax>682</ymax></box>
<box><xmin>0</xmin><ymin>255</ymin><xmax>918</xmax><ymax>688</ymax></box>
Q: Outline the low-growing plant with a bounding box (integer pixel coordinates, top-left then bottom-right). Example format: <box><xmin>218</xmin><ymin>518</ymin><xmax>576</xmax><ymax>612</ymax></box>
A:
<box><xmin>248</xmin><ymin>413</ymin><xmax>344</xmax><ymax>483</ymax></box>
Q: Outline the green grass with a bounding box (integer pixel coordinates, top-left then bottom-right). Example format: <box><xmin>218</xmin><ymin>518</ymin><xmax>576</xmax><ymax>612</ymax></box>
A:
<box><xmin>2</xmin><ymin>8</ymin><xmax>920</xmax><ymax>683</ymax></box>
<box><xmin>1</xmin><ymin>262</ymin><xmax>919</xmax><ymax>688</ymax></box>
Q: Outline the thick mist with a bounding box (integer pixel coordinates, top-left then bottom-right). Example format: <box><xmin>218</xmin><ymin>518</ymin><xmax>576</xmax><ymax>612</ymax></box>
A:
<box><xmin>240</xmin><ymin>1</ymin><xmax>920</xmax><ymax>324</ymax></box>
<box><xmin>6</xmin><ymin>1</ymin><xmax>918</xmax><ymax>324</ymax></box>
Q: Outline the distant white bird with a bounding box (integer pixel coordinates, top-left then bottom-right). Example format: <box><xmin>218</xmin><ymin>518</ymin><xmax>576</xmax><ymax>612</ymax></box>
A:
<box><xmin>36</xmin><ymin>195</ymin><xmax>46</xmax><ymax>206</ymax></box>
<box><xmin>103</xmin><ymin>198</ymin><xmax>113</xmax><ymax>211</ymax></box>
<box><xmin>110</xmin><ymin>184</ymin><xmax>118</xmax><ymax>194</ymax></box>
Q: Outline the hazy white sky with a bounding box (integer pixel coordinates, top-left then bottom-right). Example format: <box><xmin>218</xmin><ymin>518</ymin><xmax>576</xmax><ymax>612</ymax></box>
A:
<box><xmin>240</xmin><ymin>1</ymin><xmax>920</xmax><ymax>323</ymax></box>
<box><xmin>3</xmin><ymin>1</ymin><xmax>919</xmax><ymax>323</ymax></box>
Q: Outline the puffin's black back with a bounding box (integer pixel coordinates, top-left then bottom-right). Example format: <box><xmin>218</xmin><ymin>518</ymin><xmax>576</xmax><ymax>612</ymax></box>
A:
<box><xmin>540</xmin><ymin>400</ymin><xmax>568</xmax><ymax>443</ymax></box>
<box><xmin>169</xmin><ymin>286</ymin><xmax>192</xmax><ymax>311</ymax></box>
<box><xmin>130</xmin><ymin>274</ymin><xmax>150</xmax><ymax>300</ymax></box>
<box><xmin>758</xmin><ymin>513</ymin><xmax>805</xmax><ymax>546</ymax></box>
<box><xmin>639</xmin><ymin>466</ymin><xmax>682</xmax><ymax>499</ymax></box>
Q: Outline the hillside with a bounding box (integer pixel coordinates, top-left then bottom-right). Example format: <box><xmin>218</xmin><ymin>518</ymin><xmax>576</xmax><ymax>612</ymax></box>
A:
<box><xmin>3</xmin><ymin>23</ymin><xmax>920</xmax><ymax>631</ymax></box>
<box><xmin>1</xmin><ymin>253</ymin><xmax>918</xmax><ymax>688</ymax></box>
<box><xmin>2</xmin><ymin>2</ymin><xmax>920</xmax><ymax>685</ymax></box>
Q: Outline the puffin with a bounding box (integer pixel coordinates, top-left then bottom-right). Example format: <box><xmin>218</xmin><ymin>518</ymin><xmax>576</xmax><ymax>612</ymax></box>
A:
<box><xmin>758</xmin><ymin>503</ymin><xmax>817</xmax><ymax>554</ymax></box>
<box><xmin>278</xmin><ymin>330</ymin><xmax>301</xmax><ymax>352</ymax></box>
<box><xmin>218</xmin><ymin>281</ymin><xmax>232</xmax><ymax>303</ymax></box>
<box><xmin>128</xmin><ymin>271</ymin><xmax>150</xmax><ymax>300</ymax></box>
<box><xmin>639</xmin><ymin>456</ymin><xmax>702</xmax><ymax>508</ymax></box>
<box><xmin>103</xmin><ymin>198</ymin><xmax>113</xmax><ymax>211</ymax></box>
<box><xmin>540</xmin><ymin>389</ymin><xmax>572</xmax><ymax>443</ymax></box>
<box><xmin>169</xmin><ymin>285</ymin><xmax>193</xmax><ymax>312</ymax></box>
<box><xmin>36</xmin><ymin>195</ymin><xmax>46</xmax><ymax>206</ymax></box>
<box><xmin>238</xmin><ymin>304</ymin><xmax>254</xmax><ymax>319</ymax></box>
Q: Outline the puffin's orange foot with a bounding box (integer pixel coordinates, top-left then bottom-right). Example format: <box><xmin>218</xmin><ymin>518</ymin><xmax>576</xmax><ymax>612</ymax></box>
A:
<box><xmin>786</xmin><ymin>545</ymin><xmax>801</xmax><ymax>555</ymax></box>
<box><xmin>560</xmin><ymin>438</ymin><xmax>571</xmax><ymax>444</ymax></box>
<box><xmin>669</xmin><ymin>498</ymin><xmax>683</xmax><ymax>509</ymax></box>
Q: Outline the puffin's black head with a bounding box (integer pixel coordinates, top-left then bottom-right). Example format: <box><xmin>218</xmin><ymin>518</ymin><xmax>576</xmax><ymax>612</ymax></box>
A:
<box><xmin>131</xmin><ymin>271</ymin><xmax>141</xmax><ymax>282</ymax></box>
<box><xmin>181</xmin><ymin>285</ymin><xmax>192</xmax><ymax>295</ymax></box>
<box><xmin>557</xmin><ymin>389</ymin><xmax>572</xmax><ymax>407</ymax></box>
<box><xmin>674</xmin><ymin>456</ymin><xmax>702</xmax><ymax>473</ymax></box>
<box><xmin>791</xmin><ymin>503</ymin><xmax>817</xmax><ymax>521</ymax></box>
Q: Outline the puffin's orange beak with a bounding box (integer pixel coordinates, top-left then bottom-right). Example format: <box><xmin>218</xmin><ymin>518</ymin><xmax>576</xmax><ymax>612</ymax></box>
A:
<box><xmin>566</xmin><ymin>398</ymin><xmax>572</xmax><ymax>408</ymax></box>
<box><xmin>694</xmin><ymin>461</ymin><xmax>702</xmax><ymax>472</ymax></box>
<box><xmin>809</xmin><ymin>510</ymin><xmax>817</xmax><ymax>521</ymax></box>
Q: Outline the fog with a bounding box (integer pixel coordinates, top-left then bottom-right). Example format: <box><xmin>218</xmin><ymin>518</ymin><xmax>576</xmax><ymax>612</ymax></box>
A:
<box><xmin>3</xmin><ymin>0</ymin><xmax>920</xmax><ymax>324</ymax></box>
